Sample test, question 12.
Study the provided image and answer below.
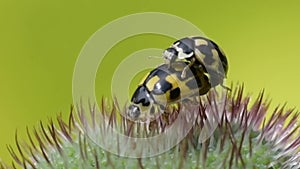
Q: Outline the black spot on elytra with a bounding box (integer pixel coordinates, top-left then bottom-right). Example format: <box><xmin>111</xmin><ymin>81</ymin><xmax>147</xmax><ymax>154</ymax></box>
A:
<box><xmin>152</xmin><ymin>80</ymin><xmax>172</xmax><ymax>95</ymax></box>
<box><xmin>196</xmin><ymin>45</ymin><xmax>215</xmax><ymax>65</ymax></box>
<box><xmin>170</xmin><ymin>87</ymin><xmax>181</xmax><ymax>100</ymax></box>
<box><xmin>209</xmin><ymin>40</ymin><xmax>228</xmax><ymax>73</ymax></box>
<box><xmin>205</xmin><ymin>69</ymin><xmax>222</xmax><ymax>87</ymax></box>
<box><xmin>143</xmin><ymin>64</ymin><xmax>177</xmax><ymax>95</ymax></box>
<box><xmin>131</xmin><ymin>86</ymin><xmax>151</xmax><ymax>106</ymax></box>
<box><xmin>193</xmin><ymin>37</ymin><xmax>226</xmax><ymax>67</ymax></box>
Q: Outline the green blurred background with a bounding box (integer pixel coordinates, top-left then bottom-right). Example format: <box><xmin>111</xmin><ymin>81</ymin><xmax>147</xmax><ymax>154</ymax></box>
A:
<box><xmin>1</xmin><ymin>0</ymin><xmax>300</xmax><ymax>164</ymax></box>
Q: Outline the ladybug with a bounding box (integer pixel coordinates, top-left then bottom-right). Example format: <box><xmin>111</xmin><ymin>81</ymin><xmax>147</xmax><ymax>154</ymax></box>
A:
<box><xmin>127</xmin><ymin>61</ymin><xmax>210</xmax><ymax>121</ymax></box>
<box><xmin>163</xmin><ymin>36</ymin><xmax>228</xmax><ymax>88</ymax></box>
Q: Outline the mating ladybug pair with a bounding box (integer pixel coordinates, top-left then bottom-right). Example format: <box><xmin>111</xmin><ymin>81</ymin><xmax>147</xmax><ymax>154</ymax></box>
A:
<box><xmin>127</xmin><ymin>36</ymin><xmax>228</xmax><ymax>121</ymax></box>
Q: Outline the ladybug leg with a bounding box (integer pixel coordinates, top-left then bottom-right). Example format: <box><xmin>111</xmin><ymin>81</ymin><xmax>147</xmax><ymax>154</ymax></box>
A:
<box><xmin>221</xmin><ymin>84</ymin><xmax>231</xmax><ymax>91</ymax></box>
<box><xmin>181</xmin><ymin>58</ymin><xmax>195</xmax><ymax>78</ymax></box>
<box><xmin>167</xmin><ymin>62</ymin><xmax>171</xmax><ymax>69</ymax></box>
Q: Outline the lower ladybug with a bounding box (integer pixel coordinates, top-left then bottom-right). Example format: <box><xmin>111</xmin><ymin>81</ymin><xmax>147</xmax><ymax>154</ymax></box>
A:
<box><xmin>127</xmin><ymin>61</ymin><xmax>211</xmax><ymax>121</ymax></box>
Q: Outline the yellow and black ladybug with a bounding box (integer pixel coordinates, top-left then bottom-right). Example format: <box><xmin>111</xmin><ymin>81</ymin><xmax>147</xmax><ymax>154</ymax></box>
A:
<box><xmin>127</xmin><ymin>61</ymin><xmax>211</xmax><ymax>121</ymax></box>
<box><xmin>163</xmin><ymin>36</ymin><xmax>228</xmax><ymax>88</ymax></box>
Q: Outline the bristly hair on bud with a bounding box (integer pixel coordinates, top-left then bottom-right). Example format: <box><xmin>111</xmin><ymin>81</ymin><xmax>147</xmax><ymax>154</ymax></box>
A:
<box><xmin>1</xmin><ymin>84</ymin><xmax>300</xmax><ymax>169</ymax></box>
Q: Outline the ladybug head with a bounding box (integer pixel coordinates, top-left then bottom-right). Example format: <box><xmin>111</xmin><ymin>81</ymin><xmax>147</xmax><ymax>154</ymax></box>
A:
<box><xmin>163</xmin><ymin>47</ymin><xmax>178</xmax><ymax>63</ymax></box>
<box><xmin>163</xmin><ymin>38</ymin><xmax>195</xmax><ymax>63</ymax></box>
<box><xmin>127</xmin><ymin>86</ymin><xmax>163</xmax><ymax>121</ymax></box>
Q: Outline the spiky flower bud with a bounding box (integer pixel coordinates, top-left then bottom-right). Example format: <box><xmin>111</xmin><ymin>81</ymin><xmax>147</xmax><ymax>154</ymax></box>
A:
<box><xmin>1</xmin><ymin>85</ymin><xmax>300</xmax><ymax>169</ymax></box>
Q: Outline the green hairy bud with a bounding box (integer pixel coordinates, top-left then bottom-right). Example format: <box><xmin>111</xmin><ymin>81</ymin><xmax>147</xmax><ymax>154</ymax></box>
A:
<box><xmin>1</xmin><ymin>85</ymin><xmax>300</xmax><ymax>169</ymax></box>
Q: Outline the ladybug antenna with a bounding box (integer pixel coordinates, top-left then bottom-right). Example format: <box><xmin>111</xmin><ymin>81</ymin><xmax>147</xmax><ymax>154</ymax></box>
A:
<box><xmin>147</xmin><ymin>55</ymin><xmax>162</xmax><ymax>60</ymax></box>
